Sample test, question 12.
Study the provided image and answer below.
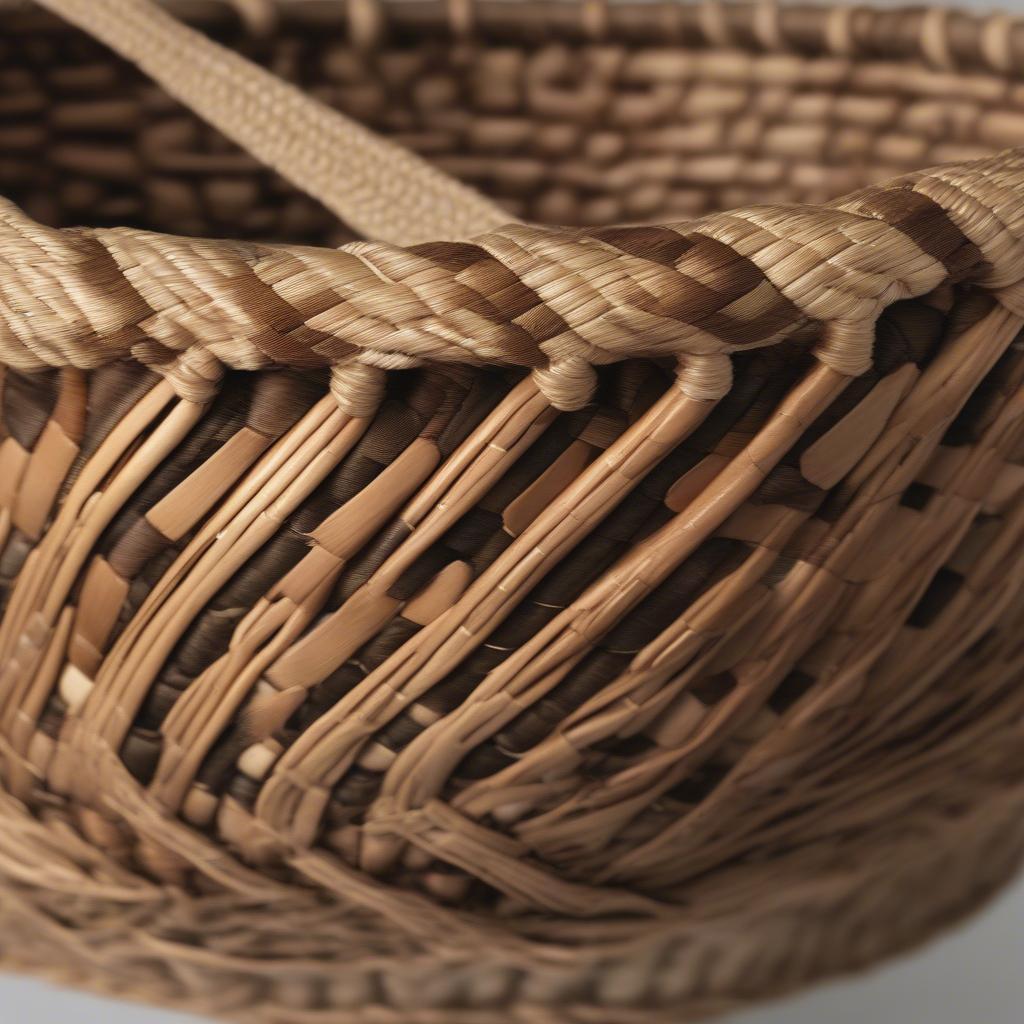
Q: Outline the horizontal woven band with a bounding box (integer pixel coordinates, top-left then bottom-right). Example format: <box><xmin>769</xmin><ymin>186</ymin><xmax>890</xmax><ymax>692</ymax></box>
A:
<box><xmin>2</xmin><ymin>148</ymin><xmax>1024</xmax><ymax>409</ymax></box>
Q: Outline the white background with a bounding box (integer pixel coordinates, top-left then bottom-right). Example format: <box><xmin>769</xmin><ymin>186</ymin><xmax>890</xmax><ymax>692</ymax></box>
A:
<box><xmin>2</xmin><ymin>0</ymin><xmax>1021</xmax><ymax>1020</ymax></box>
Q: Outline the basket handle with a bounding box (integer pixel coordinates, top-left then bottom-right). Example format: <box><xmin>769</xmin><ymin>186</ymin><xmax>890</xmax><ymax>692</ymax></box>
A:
<box><xmin>34</xmin><ymin>0</ymin><xmax>512</xmax><ymax>245</ymax></box>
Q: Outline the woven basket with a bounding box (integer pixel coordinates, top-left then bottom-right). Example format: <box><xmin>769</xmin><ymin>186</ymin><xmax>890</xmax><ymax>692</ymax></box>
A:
<box><xmin>2</xmin><ymin>0</ymin><xmax>1024</xmax><ymax>1020</ymax></box>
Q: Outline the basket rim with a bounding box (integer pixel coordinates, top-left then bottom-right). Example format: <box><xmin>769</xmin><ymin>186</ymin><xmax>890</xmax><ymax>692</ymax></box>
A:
<box><xmin>3</xmin><ymin>148</ymin><xmax>1024</xmax><ymax>412</ymax></box>
<box><xmin>4</xmin><ymin>1</ymin><xmax>1024</xmax><ymax>416</ymax></box>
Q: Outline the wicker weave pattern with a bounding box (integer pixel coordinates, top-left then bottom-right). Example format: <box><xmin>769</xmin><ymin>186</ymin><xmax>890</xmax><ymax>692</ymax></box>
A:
<box><xmin>1</xmin><ymin>3</ymin><xmax>1023</xmax><ymax>1023</ymax></box>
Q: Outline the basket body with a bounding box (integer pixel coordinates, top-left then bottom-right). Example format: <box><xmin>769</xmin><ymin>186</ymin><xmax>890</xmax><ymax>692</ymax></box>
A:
<box><xmin>1</xmin><ymin>3</ymin><xmax>1024</xmax><ymax>1022</ymax></box>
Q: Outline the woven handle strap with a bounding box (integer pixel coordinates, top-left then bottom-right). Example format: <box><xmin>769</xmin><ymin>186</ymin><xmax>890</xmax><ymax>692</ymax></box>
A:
<box><xmin>34</xmin><ymin>0</ymin><xmax>511</xmax><ymax>246</ymax></box>
<box><xmin>4</xmin><ymin>149</ymin><xmax>1024</xmax><ymax>413</ymax></box>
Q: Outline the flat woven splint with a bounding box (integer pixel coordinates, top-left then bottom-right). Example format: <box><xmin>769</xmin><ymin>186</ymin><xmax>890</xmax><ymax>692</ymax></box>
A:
<box><xmin>0</xmin><ymin>2</ymin><xmax>1023</xmax><ymax>1021</ymax></box>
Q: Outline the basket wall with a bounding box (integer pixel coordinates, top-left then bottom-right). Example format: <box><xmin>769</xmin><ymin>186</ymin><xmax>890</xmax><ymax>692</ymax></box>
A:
<box><xmin>0</xmin><ymin>3</ymin><xmax>1023</xmax><ymax>1023</ymax></box>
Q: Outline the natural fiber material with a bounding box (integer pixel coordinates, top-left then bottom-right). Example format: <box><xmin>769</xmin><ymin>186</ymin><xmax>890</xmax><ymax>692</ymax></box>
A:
<box><xmin>1</xmin><ymin>2</ymin><xmax>1023</xmax><ymax>1023</ymax></box>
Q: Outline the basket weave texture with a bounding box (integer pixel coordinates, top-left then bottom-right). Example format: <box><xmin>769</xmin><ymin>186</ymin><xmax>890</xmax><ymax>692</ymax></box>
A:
<box><xmin>1</xmin><ymin>2</ymin><xmax>1024</xmax><ymax>1022</ymax></box>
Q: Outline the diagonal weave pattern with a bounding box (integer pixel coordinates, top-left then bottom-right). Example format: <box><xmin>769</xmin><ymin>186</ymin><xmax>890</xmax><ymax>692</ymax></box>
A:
<box><xmin>0</xmin><ymin>3</ymin><xmax>1023</xmax><ymax>1023</ymax></box>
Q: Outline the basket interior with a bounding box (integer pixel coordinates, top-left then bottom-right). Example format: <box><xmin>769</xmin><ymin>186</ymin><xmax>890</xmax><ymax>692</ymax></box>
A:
<box><xmin>3</xmin><ymin>1</ymin><xmax>1022</xmax><ymax>243</ymax></box>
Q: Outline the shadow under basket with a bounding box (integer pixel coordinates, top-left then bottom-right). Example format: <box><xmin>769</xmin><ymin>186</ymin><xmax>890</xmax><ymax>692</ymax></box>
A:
<box><xmin>2</xmin><ymin>1</ymin><xmax>1024</xmax><ymax>1022</ymax></box>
